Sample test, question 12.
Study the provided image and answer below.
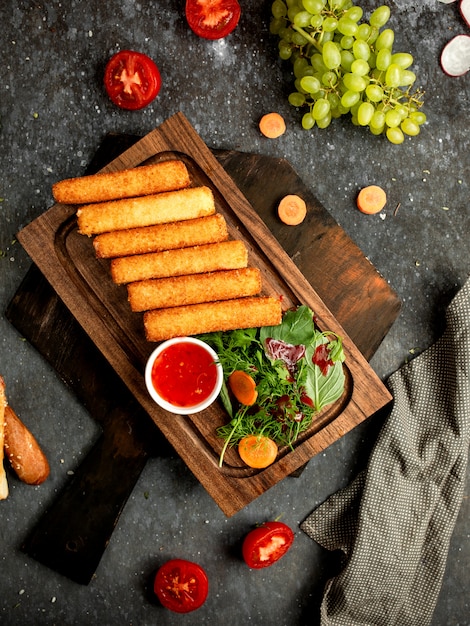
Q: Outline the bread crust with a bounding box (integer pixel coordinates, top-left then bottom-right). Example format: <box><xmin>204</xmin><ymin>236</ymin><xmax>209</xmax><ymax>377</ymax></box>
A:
<box><xmin>93</xmin><ymin>214</ymin><xmax>228</xmax><ymax>258</ymax></box>
<box><xmin>3</xmin><ymin>405</ymin><xmax>50</xmax><ymax>486</ymax></box>
<box><xmin>127</xmin><ymin>267</ymin><xmax>262</xmax><ymax>312</ymax></box>
<box><xmin>77</xmin><ymin>186</ymin><xmax>215</xmax><ymax>236</ymax></box>
<box><xmin>144</xmin><ymin>296</ymin><xmax>282</xmax><ymax>342</ymax></box>
<box><xmin>110</xmin><ymin>240</ymin><xmax>248</xmax><ymax>285</ymax></box>
<box><xmin>53</xmin><ymin>160</ymin><xmax>191</xmax><ymax>204</ymax></box>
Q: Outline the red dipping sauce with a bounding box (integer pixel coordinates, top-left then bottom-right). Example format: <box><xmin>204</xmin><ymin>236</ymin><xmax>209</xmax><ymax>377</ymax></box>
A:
<box><xmin>151</xmin><ymin>341</ymin><xmax>218</xmax><ymax>408</ymax></box>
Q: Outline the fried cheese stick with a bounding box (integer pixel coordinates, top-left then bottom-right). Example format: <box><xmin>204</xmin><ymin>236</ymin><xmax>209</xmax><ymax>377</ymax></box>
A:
<box><xmin>53</xmin><ymin>160</ymin><xmax>191</xmax><ymax>204</ymax></box>
<box><xmin>93</xmin><ymin>214</ymin><xmax>228</xmax><ymax>258</ymax></box>
<box><xmin>77</xmin><ymin>186</ymin><xmax>215</xmax><ymax>236</ymax></box>
<box><xmin>127</xmin><ymin>267</ymin><xmax>262</xmax><ymax>312</ymax></box>
<box><xmin>0</xmin><ymin>376</ymin><xmax>8</xmax><ymax>500</ymax></box>
<box><xmin>110</xmin><ymin>240</ymin><xmax>248</xmax><ymax>285</ymax></box>
<box><xmin>143</xmin><ymin>296</ymin><xmax>282</xmax><ymax>342</ymax></box>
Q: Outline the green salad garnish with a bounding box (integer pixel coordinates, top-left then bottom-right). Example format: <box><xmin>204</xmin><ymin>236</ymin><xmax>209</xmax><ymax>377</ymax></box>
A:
<box><xmin>200</xmin><ymin>305</ymin><xmax>346</xmax><ymax>467</ymax></box>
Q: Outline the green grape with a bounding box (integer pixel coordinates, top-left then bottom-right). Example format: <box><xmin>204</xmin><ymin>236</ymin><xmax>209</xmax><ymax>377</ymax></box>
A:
<box><xmin>294</xmin><ymin>78</ymin><xmax>306</xmax><ymax>93</ymax></box>
<box><xmin>289</xmin><ymin>91</ymin><xmax>306</xmax><ymax>106</ymax></box>
<box><xmin>323</xmin><ymin>41</ymin><xmax>342</xmax><ymax>69</ymax></box>
<box><xmin>369</xmin><ymin>124</ymin><xmax>384</xmax><ymax>135</ymax></box>
<box><xmin>401</xmin><ymin>117</ymin><xmax>420</xmax><ymax>136</ymax></box>
<box><xmin>340</xmin><ymin>35</ymin><xmax>354</xmax><ymax>49</ymax></box>
<box><xmin>292</xmin><ymin>31</ymin><xmax>309</xmax><ymax>45</ymax></box>
<box><xmin>341</xmin><ymin>89</ymin><xmax>360</xmax><ymax>107</ymax></box>
<box><xmin>300</xmin><ymin>75</ymin><xmax>322</xmax><ymax>93</ymax></box>
<box><xmin>312</xmin><ymin>97</ymin><xmax>331</xmax><ymax>120</ymax></box>
<box><xmin>300</xmin><ymin>65</ymin><xmax>316</xmax><ymax>77</ymax></box>
<box><xmin>367</xmin><ymin>26</ymin><xmax>379</xmax><ymax>45</ymax></box>
<box><xmin>310</xmin><ymin>14</ymin><xmax>323</xmax><ymax>28</ymax></box>
<box><xmin>294</xmin><ymin>10</ymin><xmax>314</xmax><ymax>27</ymax></box>
<box><xmin>365</xmin><ymin>83</ymin><xmax>384</xmax><ymax>102</ymax></box>
<box><xmin>272</xmin><ymin>0</ymin><xmax>287</xmax><ymax>18</ymax></box>
<box><xmin>311</xmin><ymin>53</ymin><xmax>327</xmax><ymax>73</ymax></box>
<box><xmin>391</xmin><ymin>52</ymin><xmax>413</xmax><ymax>69</ymax></box>
<box><xmin>370</xmin><ymin>109</ymin><xmax>386</xmax><ymax>130</ymax></box>
<box><xmin>337</xmin><ymin>17</ymin><xmax>358</xmax><ymax>36</ymax></box>
<box><xmin>322</xmin><ymin>70</ymin><xmax>338</xmax><ymax>86</ymax></box>
<box><xmin>410</xmin><ymin>111</ymin><xmax>426</xmax><ymax>125</ymax></box>
<box><xmin>386</xmin><ymin>127</ymin><xmax>405</xmax><ymax>144</ymax></box>
<box><xmin>327</xmin><ymin>92</ymin><xmax>341</xmax><ymax>109</ymax></box>
<box><xmin>385</xmin><ymin>63</ymin><xmax>402</xmax><ymax>88</ymax></box>
<box><xmin>271</xmin><ymin>0</ymin><xmax>425</xmax><ymax>143</ymax></box>
<box><xmin>340</xmin><ymin>49</ymin><xmax>355</xmax><ymax>71</ymax></box>
<box><xmin>375</xmin><ymin>28</ymin><xmax>394</xmax><ymax>51</ymax></box>
<box><xmin>279</xmin><ymin>27</ymin><xmax>293</xmax><ymax>42</ymax></box>
<box><xmin>287</xmin><ymin>6</ymin><xmax>301</xmax><ymax>21</ymax></box>
<box><xmin>302</xmin><ymin>112</ymin><xmax>316</xmax><ymax>129</ymax></box>
<box><xmin>293</xmin><ymin>57</ymin><xmax>309</xmax><ymax>78</ymax></box>
<box><xmin>353</xmin><ymin>39</ymin><xmax>370</xmax><ymax>61</ymax></box>
<box><xmin>357</xmin><ymin>101</ymin><xmax>374</xmax><ymax>125</ymax></box>
<box><xmin>369</xmin><ymin>5</ymin><xmax>390</xmax><ymax>28</ymax></box>
<box><xmin>316</xmin><ymin>112</ymin><xmax>332</xmax><ymax>128</ymax></box>
<box><xmin>385</xmin><ymin>109</ymin><xmax>401</xmax><ymax>128</ymax></box>
<box><xmin>343</xmin><ymin>72</ymin><xmax>367</xmax><ymax>92</ymax></box>
<box><xmin>329</xmin><ymin>0</ymin><xmax>347</xmax><ymax>10</ymax></box>
<box><xmin>394</xmin><ymin>104</ymin><xmax>409</xmax><ymax>120</ymax></box>
<box><xmin>278</xmin><ymin>41</ymin><xmax>293</xmax><ymax>60</ymax></box>
<box><xmin>344</xmin><ymin>6</ymin><xmax>363</xmax><ymax>22</ymax></box>
<box><xmin>302</xmin><ymin>0</ymin><xmax>325</xmax><ymax>12</ymax></box>
<box><xmin>351</xmin><ymin>59</ymin><xmax>369</xmax><ymax>76</ymax></box>
<box><xmin>270</xmin><ymin>18</ymin><xmax>285</xmax><ymax>35</ymax></box>
<box><xmin>376</xmin><ymin>48</ymin><xmax>391</xmax><ymax>71</ymax></box>
<box><xmin>400</xmin><ymin>70</ymin><xmax>416</xmax><ymax>87</ymax></box>
<box><xmin>356</xmin><ymin>23</ymin><xmax>371</xmax><ymax>41</ymax></box>
<box><xmin>323</xmin><ymin>17</ymin><xmax>339</xmax><ymax>32</ymax></box>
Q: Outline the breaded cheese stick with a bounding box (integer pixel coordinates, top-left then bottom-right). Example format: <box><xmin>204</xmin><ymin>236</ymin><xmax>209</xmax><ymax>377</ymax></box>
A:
<box><xmin>77</xmin><ymin>186</ymin><xmax>215</xmax><ymax>236</ymax></box>
<box><xmin>143</xmin><ymin>296</ymin><xmax>282</xmax><ymax>342</ymax></box>
<box><xmin>110</xmin><ymin>240</ymin><xmax>248</xmax><ymax>285</ymax></box>
<box><xmin>93</xmin><ymin>214</ymin><xmax>228</xmax><ymax>258</ymax></box>
<box><xmin>53</xmin><ymin>160</ymin><xmax>190</xmax><ymax>204</ymax></box>
<box><xmin>127</xmin><ymin>268</ymin><xmax>262</xmax><ymax>312</ymax></box>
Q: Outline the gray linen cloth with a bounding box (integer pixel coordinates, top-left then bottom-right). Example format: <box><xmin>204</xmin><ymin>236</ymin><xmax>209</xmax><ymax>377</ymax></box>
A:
<box><xmin>301</xmin><ymin>277</ymin><xmax>470</xmax><ymax>625</ymax></box>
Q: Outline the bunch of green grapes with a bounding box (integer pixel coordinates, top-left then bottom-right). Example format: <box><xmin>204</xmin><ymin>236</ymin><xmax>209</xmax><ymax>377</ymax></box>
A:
<box><xmin>270</xmin><ymin>0</ymin><xmax>426</xmax><ymax>143</ymax></box>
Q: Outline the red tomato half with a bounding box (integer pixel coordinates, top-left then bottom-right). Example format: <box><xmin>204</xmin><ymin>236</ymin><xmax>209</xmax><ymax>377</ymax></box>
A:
<box><xmin>242</xmin><ymin>521</ymin><xmax>294</xmax><ymax>569</ymax></box>
<box><xmin>185</xmin><ymin>0</ymin><xmax>241</xmax><ymax>40</ymax></box>
<box><xmin>154</xmin><ymin>559</ymin><xmax>209</xmax><ymax>613</ymax></box>
<box><xmin>104</xmin><ymin>50</ymin><xmax>161</xmax><ymax>110</ymax></box>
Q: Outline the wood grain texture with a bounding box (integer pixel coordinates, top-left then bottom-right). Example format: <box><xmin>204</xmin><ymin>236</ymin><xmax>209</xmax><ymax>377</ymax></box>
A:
<box><xmin>16</xmin><ymin>113</ymin><xmax>396</xmax><ymax>516</ymax></box>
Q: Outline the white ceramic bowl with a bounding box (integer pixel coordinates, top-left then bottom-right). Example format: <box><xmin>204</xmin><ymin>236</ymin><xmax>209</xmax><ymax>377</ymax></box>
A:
<box><xmin>145</xmin><ymin>337</ymin><xmax>223</xmax><ymax>415</ymax></box>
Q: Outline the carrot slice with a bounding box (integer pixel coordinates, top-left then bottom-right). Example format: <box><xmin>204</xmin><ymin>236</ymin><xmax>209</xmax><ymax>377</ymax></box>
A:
<box><xmin>278</xmin><ymin>194</ymin><xmax>307</xmax><ymax>225</ymax></box>
<box><xmin>259</xmin><ymin>112</ymin><xmax>286</xmax><ymax>138</ymax></box>
<box><xmin>228</xmin><ymin>370</ymin><xmax>258</xmax><ymax>406</ymax></box>
<box><xmin>357</xmin><ymin>185</ymin><xmax>387</xmax><ymax>214</ymax></box>
<box><xmin>238</xmin><ymin>435</ymin><xmax>278</xmax><ymax>468</ymax></box>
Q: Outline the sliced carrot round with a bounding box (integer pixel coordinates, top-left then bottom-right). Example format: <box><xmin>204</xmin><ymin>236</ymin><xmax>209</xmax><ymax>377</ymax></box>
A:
<box><xmin>278</xmin><ymin>194</ymin><xmax>307</xmax><ymax>225</ymax></box>
<box><xmin>238</xmin><ymin>435</ymin><xmax>278</xmax><ymax>468</ymax></box>
<box><xmin>228</xmin><ymin>370</ymin><xmax>258</xmax><ymax>406</ymax></box>
<box><xmin>356</xmin><ymin>185</ymin><xmax>387</xmax><ymax>214</ymax></box>
<box><xmin>259</xmin><ymin>112</ymin><xmax>286</xmax><ymax>138</ymax></box>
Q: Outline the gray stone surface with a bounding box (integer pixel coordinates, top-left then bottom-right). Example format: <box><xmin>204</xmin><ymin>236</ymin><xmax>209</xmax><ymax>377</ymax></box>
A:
<box><xmin>0</xmin><ymin>1</ymin><xmax>468</xmax><ymax>624</ymax></box>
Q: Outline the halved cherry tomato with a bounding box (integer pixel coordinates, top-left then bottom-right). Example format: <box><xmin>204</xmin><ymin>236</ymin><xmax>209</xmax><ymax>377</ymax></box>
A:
<box><xmin>242</xmin><ymin>521</ymin><xmax>294</xmax><ymax>569</ymax></box>
<box><xmin>154</xmin><ymin>558</ymin><xmax>209</xmax><ymax>613</ymax></box>
<box><xmin>104</xmin><ymin>50</ymin><xmax>161</xmax><ymax>110</ymax></box>
<box><xmin>185</xmin><ymin>0</ymin><xmax>241</xmax><ymax>40</ymax></box>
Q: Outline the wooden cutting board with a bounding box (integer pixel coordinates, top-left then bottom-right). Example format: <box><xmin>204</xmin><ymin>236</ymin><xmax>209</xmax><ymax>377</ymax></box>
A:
<box><xmin>14</xmin><ymin>113</ymin><xmax>398</xmax><ymax>520</ymax></box>
<box><xmin>7</xmin><ymin>121</ymin><xmax>400</xmax><ymax>583</ymax></box>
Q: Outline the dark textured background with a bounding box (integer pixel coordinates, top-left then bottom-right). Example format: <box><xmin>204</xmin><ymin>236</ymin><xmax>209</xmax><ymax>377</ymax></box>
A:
<box><xmin>0</xmin><ymin>1</ymin><xmax>468</xmax><ymax>624</ymax></box>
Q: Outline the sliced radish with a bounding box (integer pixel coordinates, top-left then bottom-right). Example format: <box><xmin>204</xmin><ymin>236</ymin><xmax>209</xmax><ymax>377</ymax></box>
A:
<box><xmin>440</xmin><ymin>34</ymin><xmax>470</xmax><ymax>75</ymax></box>
<box><xmin>460</xmin><ymin>0</ymin><xmax>470</xmax><ymax>28</ymax></box>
